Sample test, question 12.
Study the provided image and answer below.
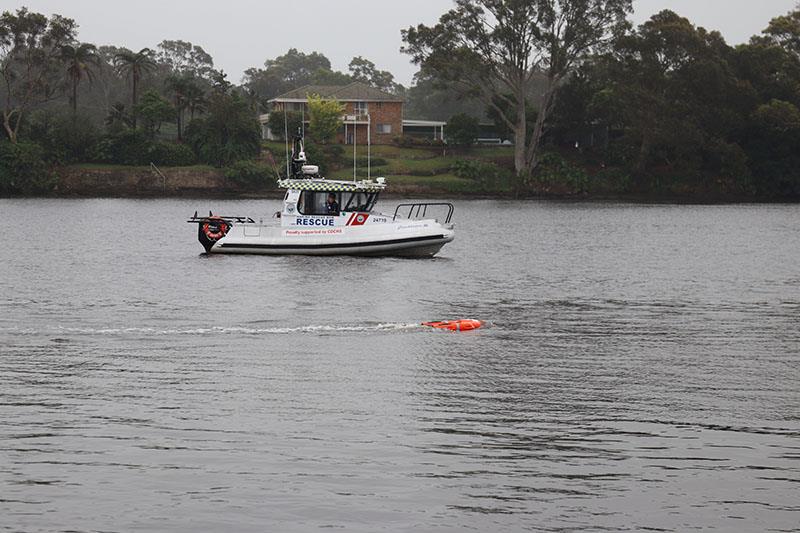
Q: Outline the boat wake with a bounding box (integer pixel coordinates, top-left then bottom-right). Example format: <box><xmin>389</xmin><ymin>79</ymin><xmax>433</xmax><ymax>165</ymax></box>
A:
<box><xmin>2</xmin><ymin>322</ymin><xmax>426</xmax><ymax>337</ymax></box>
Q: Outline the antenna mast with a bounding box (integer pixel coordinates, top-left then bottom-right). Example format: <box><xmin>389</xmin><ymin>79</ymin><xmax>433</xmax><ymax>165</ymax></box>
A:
<box><xmin>353</xmin><ymin>116</ymin><xmax>357</xmax><ymax>182</ymax></box>
<box><xmin>283</xmin><ymin>107</ymin><xmax>289</xmax><ymax>178</ymax></box>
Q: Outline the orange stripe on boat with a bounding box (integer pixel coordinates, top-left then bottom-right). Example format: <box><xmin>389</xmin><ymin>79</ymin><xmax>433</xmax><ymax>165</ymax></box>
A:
<box><xmin>422</xmin><ymin>319</ymin><xmax>483</xmax><ymax>332</ymax></box>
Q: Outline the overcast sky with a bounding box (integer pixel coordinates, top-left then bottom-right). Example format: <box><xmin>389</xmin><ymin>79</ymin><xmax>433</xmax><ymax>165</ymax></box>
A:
<box><xmin>10</xmin><ymin>0</ymin><xmax>799</xmax><ymax>86</ymax></box>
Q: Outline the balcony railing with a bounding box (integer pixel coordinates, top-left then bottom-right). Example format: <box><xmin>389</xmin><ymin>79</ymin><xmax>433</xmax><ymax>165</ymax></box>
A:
<box><xmin>342</xmin><ymin>114</ymin><xmax>369</xmax><ymax>123</ymax></box>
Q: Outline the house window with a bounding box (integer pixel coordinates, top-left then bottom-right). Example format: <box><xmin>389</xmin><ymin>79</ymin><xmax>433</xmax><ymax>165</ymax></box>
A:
<box><xmin>354</xmin><ymin>101</ymin><xmax>368</xmax><ymax>115</ymax></box>
<box><xmin>376</xmin><ymin>124</ymin><xmax>392</xmax><ymax>134</ymax></box>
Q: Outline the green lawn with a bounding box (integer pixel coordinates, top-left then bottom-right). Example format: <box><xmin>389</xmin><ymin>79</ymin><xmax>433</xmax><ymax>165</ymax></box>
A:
<box><xmin>471</xmin><ymin>144</ymin><xmax>515</xmax><ymax>158</ymax></box>
<box><xmin>369</xmin><ymin>144</ymin><xmax>441</xmax><ymax>159</ymax></box>
<box><xmin>263</xmin><ymin>140</ymin><xmax>515</xmax><ymax>194</ymax></box>
<box><xmin>263</xmin><ymin>140</ymin><xmax>443</xmax><ymax>161</ymax></box>
<box><xmin>381</xmin><ymin>156</ymin><xmax>457</xmax><ymax>175</ymax></box>
<box><xmin>388</xmin><ymin>173</ymin><xmax>472</xmax><ymax>187</ymax></box>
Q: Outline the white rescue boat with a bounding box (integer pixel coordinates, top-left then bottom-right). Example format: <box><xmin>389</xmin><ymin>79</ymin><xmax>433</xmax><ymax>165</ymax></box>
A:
<box><xmin>188</xmin><ymin>136</ymin><xmax>455</xmax><ymax>257</ymax></box>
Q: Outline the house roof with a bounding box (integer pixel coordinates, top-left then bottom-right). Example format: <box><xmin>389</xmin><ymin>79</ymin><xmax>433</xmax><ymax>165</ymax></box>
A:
<box><xmin>269</xmin><ymin>82</ymin><xmax>403</xmax><ymax>103</ymax></box>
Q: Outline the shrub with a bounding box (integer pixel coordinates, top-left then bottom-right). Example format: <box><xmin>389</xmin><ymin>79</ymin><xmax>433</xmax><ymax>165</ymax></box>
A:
<box><xmin>90</xmin><ymin>130</ymin><xmax>152</xmax><ymax>165</ymax></box>
<box><xmin>590</xmin><ymin>167</ymin><xmax>633</xmax><ymax>193</ymax></box>
<box><xmin>452</xmin><ymin>159</ymin><xmax>512</xmax><ymax>191</ymax></box>
<box><xmin>184</xmin><ymin>93</ymin><xmax>261</xmax><ymax>166</ymax></box>
<box><xmin>304</xmin><ymin>143</ymin><xmax>345</xmax><ymax>174</ymax></box>
<box><xmin>392</xmin><ymin>135</ymin><xmax>415</xmax><ymax>148</ymax></box>
<box><xmin>356</xmin><ymin>156</ymin><xmax>388</xmax><ymax>167</ymax></box>
<box><xmin>134</xmin><ymin>90</ymin><xmax>175</xmax><ymax>138</ymax></box>
<box><xmin>224</xmin><ymin>160</ymin><xmax>275</xmax><ymax>188</ymax></box>
<box><xmin>24</xmin><ymin>112</ymin><xmax>100</xmax><ymax>164</ymax></box>
<box><xmin>266</xmin><ymin>110</ymin><xmax>303</xmax><ymax>141</ymax></box>
<box><xmin>307</xmin><ymin>95</ymin><xmax>345</xmax><ymax>144</ymax></box>
<box><xmin>445</xmin><ymin>113</ymin><xmax>480</xmax><ymax>147</ymax></box>
<box><xmin>0</xmin><ymin>141</ymin><xmax>55</xmax><ymax>194</ymax></box>
<box><xmin>392</xmin><ymin>135</ymin><xmax>446</xmax><ymax>148</ymax></box>
<box><xmin>534</xmin><ymin>152</ymin><xmax>589</xmax><ymax>192</ymax></box>
<box><xmin>148</xmin><ymin>142</ymin><xmax>196</xmax><ymax>166</ymax></box>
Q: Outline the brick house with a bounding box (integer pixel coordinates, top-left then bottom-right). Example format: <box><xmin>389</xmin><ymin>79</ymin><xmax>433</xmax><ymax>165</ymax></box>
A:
<box><xmin>265</xmin><ymin>82</ymin><xmax>404</xmax><ymax>145</ymax></box>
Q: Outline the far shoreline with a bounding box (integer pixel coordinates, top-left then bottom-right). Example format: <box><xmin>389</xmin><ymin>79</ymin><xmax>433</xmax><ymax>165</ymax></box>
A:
<box><xmin>4</xmin><ymin>189</ymin><xmax>798</xmax><ymax>206</ymax></box>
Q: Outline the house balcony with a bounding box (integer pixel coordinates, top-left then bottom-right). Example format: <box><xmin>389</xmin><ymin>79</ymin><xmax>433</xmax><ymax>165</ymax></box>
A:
<box><xmin>342</xmin><ymin>114</ymin><xmax>370</xmax><ymax>124</ymax></box>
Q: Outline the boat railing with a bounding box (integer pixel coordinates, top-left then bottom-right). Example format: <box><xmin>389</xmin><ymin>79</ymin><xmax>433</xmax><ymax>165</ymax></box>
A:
<box><xmin>392</xmin><ymin>203</ymin><xmax>454</xmax><ymax>224</ymax></box>
<box><xmin>187</xmin><ymin>211</ymin><xmax>255</xmax><ymax>224</ymax></box>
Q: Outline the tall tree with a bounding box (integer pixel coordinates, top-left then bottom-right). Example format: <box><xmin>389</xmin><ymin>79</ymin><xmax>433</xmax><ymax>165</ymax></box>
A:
<box><xmin>605</xmin><ymin>11</ymin><xmax>747</xmax><ymax>175</ymax></box>
<box><xmin>0</xmin><ymin>7</ymin><xmax>77</xmax><ymax>142</ymax></box>
<box><xmin>348</xmin><ymin>56</ymin><xmax>404</xmax><ymax>94</ymax></box>
<box><xmin>242</xmin><ymin>48</ymin><xmax>347</xmax><ymax>110</ymax></box>
<box><xmin>184</xmin><ymin>92</ymin><xmax>261</xmax><ymax>166</ymax></box>
<box><xmin>402</xmin><ymin>0</ymin><xmax>632</xmax><ymax>187</ymax></box>
<box><xmin>59</xmin><ymin>42</ymin><xmax>99</xmax><ymax>115</ymax></box>
<box><xmin>156</xmin><ymin>39</ymin><xmax>214</xmax><ymax>78</ymax></box>
<box><xmin>404</xmin><ymin>69</ymin><xmax>482</xmax><ymax>121</ymax></box>
<box><xmin>762</xmin><ymin>6</ymin><xmax>800</xmax><ymax>58</ymax></box>
<box><xmin>183</xmin><ymin>81</ymin><xmax>206</xmax><ymax>121</ymax></box>
<box><xmin>113</xmin><ymin>47</ymin><xmax>157</xmax><ymax>127</ymax></box>
<box><xmin>165</xmin><ymin>73</ymin><xmax>202</xmax><ymax>140</ymax></box>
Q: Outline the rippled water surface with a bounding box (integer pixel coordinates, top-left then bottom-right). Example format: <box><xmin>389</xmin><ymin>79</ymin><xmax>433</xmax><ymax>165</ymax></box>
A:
<box><xmin>1</xmin><ymin>198</ymin><xmax>799</xmax><ymax>532</ymax></box>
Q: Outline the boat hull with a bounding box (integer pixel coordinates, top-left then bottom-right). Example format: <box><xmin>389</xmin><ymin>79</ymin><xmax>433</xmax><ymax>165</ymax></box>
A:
<box><xmin>206</xmin><ymin>224</ymin><xmax>454</xmax><ymax>257</ymax></box>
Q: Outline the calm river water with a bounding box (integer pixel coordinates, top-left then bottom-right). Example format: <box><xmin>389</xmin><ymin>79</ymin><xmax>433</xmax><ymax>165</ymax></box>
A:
<box><xmin>1</xmin><ymin>198</ymin><xmax>799</xmax><ymax>532</ymax></box>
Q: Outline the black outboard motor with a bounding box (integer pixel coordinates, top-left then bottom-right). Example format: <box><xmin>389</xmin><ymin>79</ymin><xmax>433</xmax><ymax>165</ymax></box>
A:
<box><xmin>197</xmin><ymin>215</ymin><xmax>231</xmax><ymax>252</ymax></box>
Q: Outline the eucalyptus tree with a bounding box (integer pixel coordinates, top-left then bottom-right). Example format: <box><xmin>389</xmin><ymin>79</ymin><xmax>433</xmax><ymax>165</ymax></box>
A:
<box><xmin>0</xmin><ymin>7</ymin><xmax>77</xmax><ymax>142</ymax></box>
<box><xmin>59</xmin><ymin>42</ymin><xmax>99</xmax><ymax>114</ymax></box>
<box><xmin>402</xmin><ymin>0</ymin><xmax>632</xmax><ymax>187</ymax></box>
<box><xmin>348</xmin><ymin>56</ymin><xmax>403</xmax><ymax>94</ymax></box>
<box><xmin>762</xmin><ymin>6</ymin><xmax>800</xmax><ymax>58</ymax></box>
<box><xmin>113</xmin><ymin>47</ymin><xmax>157</xmax><ymax>127</ymax></box>
<box><xmin>606</xmin><ymin>11</ymin><xmax>752</xmax><ymax>177</ymax></box>
<box><xmin>242</xmin><ymin>48</ymin><xmax>342</xmax><ymax>105</ymax></box>
<box><xmin>156</xmin><ymin>39</ymin><xmax>214</xmax><ymax>78</ymax></box>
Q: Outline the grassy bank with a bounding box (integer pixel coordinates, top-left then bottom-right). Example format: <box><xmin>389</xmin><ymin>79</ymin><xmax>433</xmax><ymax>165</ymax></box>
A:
<box><xmin>28</xmin><ymin>142</ymin><xmax>797</xmax><ymax>202</ymax></box>
<box><xmin>262</xmin><ymin>140</ymin><xmax>516</xmax><ymax>196</ymax></box>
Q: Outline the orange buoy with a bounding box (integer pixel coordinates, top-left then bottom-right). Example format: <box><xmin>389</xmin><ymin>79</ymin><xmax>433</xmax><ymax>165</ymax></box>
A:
<box><xmin>422</xmin><ymin>319</ymin><xmax>483</xmax><ymax>332</ymax></box>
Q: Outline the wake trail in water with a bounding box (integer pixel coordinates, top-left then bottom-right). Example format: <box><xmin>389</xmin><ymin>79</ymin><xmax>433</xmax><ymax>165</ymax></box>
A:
<box><xmin>1</xmin><ymin>322</ymin><xmax>426</xmax><ymax>337</ymax></box>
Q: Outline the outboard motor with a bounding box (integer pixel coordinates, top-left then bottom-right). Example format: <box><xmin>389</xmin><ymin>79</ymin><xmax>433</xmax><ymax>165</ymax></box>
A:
<box><xmin>198</xmin><ymin>215</ymin><xmax>231</xmax><ymax>253</ymax></box>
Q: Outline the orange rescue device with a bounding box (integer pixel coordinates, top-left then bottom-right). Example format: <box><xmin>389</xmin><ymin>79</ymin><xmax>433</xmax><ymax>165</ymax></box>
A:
<box><xmin>422</xmin><ymin>319</ymin><xmax>483</xmax><ymax>332</ymax></box>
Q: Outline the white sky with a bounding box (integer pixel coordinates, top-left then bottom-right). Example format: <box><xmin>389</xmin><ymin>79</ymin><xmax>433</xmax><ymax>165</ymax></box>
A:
<box><xmin>8</xmin><ymin>0</ymin><xmax>799</xmax><ymax>86</ymax></box>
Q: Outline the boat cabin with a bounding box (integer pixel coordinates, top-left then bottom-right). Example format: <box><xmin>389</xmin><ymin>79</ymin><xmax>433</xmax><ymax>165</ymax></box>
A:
<box><xmin>296</xmin><ymin>189</ymin><xmax>379</xmax><ymax>215</ymax></box>
<box><xmin>278</xmin><ymin>178</ymin><xmax>386</xmax><ymax>226</ymax></box>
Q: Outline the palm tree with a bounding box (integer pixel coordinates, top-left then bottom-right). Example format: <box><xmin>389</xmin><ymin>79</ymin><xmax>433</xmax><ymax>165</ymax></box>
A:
<box><xmin>113</xmin><ymin>48</ymin><xmax>157</xmax><ymax>127</ymax></box>
<box><xmin>59</xmin><ymin>43</ymin><xmax>100</xmax><ymax>115</ymax></box>
<box><xmin>184</xmin><ymin>82</ymin><xmax>207</xmax><ymax>122</ymax></box>
<box><xmin>165</xmin><ymin>74</ymin><xmax>202</xmax><ymax>141</ymax></box>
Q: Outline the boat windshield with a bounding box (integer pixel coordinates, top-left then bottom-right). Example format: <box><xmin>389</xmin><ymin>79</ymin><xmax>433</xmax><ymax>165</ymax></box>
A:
<box><xmin>297</xmin><ymin>191</ymin><xmax>378</xmax><ymax>215</ymax></box>
<box><xmin>342</xmin><ymin>192</ymin><xmax>378</xmax><ymax>212</ymax></box>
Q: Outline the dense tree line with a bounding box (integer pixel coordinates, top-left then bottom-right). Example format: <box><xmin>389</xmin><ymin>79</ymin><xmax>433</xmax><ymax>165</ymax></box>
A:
<box><xmin>405</xmin><ymin>1</ymin><xmax>800</xmax><ymax>198</ymax></box>
<box><xmin>241</xmin><ymin>48</ymin><xmax>405</xmax><ymax>112</ymax></box>
<box><xmin>2</xmin><ymin>3</ymin><xmax>799</xmax><ymax>199</ymax></box>
<box><xmin>542</xmin><ymin>7</ymin><xmax>800</xmax><ymax>198</ymax></box>
<box><xmin>0</xmin><ymin>7</ymin><xmax>402</xmax><ymax>194</ymax></box>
